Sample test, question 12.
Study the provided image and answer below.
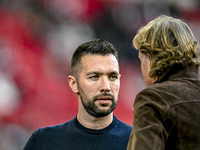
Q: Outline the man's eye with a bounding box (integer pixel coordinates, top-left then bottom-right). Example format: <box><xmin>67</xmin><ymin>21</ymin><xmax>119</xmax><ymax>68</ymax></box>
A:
<box><xmin>89</xmin><ymin>75</ymin><xmax>99</xmax><ymax>79</ymax></box>
<box><xmin>110</xmin><ymin>75</ymin><xmax>118</xmax><ymax>80</ymax></box>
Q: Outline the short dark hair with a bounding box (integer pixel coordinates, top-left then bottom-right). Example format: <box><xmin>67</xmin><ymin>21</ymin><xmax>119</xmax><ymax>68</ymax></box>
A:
<box><xmin>71</xmin><ymin>39</ymin><xmax>119</xmax><ymax>78</ymax></box>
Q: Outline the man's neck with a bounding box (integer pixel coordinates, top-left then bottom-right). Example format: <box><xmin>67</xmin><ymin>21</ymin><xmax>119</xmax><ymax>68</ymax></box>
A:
<box><xmin>77</xmin><ymin>112</ymin><xmax>113</xmax><ymax>130</ymax></box>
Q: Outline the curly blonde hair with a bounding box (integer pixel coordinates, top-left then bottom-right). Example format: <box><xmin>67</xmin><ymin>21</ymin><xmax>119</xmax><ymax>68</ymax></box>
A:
<box><xmin>133</xmin><ymin>15</ymin><xmax>200</xmax><ymax>78</ymax></box>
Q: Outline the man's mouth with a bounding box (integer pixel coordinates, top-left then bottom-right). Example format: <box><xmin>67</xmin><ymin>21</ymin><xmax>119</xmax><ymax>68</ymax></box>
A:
<box><xmin>97</xmin><ymin>96</ymin><xmax>112</xmax><ymax>100</ymax></box>
<box><xmin>96</xmin><ymin>96</ymin><xmax>113</xmax><ymax>105</ymax></box>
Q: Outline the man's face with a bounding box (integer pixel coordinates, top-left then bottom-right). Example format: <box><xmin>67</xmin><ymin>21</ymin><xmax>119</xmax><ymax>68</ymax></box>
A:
<box><xmin>138</xmin><ymin>52</ymin><xmax>153</xmax><ymax>87</ymax></box>
<box><xmin>77</xmin><ymin>54</ymin><xmax>120</xmax><ymax>117</ymax></box>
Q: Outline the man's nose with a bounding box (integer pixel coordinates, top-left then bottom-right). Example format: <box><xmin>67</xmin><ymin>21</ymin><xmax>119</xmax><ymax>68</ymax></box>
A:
<box><xmin>100</xmin><ymin>77</ymin><xmax>111</xmax><ymax>92</ymax></box>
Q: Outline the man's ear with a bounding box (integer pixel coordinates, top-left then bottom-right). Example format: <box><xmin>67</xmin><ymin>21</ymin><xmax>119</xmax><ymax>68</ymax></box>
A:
<box><xmin>68</xmin><ymin>75</ymin><xmax>79</xmax><ymax>93</ymax></box>
<box><xmin>147</xmin><ymin>54</ymin><xmax>152</xmax><ymax>67</ymax></box>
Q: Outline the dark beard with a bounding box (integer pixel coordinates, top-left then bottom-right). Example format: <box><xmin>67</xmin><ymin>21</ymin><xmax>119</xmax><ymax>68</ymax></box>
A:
<box><xmin>80</xmin><ymin>93</ymin><xmax>117</xmax><ymax>117</ymax></box>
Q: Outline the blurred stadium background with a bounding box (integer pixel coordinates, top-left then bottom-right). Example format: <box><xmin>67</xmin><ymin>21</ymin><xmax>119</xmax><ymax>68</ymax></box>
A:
<box><xmin>0</xmin><ymin>0</ymin><xmax>200</xmax><ymax>149</ymax></box>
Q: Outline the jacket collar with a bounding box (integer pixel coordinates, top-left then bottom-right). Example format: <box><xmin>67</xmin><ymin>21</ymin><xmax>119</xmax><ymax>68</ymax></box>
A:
<box><xmin>156</xmin><ymin>64</ymin><xmax>199</xmax><ymax>83</ymax></box>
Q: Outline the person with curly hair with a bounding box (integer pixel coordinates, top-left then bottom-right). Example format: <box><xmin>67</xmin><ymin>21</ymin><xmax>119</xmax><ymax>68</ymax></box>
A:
<box><xmin>127</xmin><ymin>15</ymin><xmax>200</xmax><ymax>150</ymax></box>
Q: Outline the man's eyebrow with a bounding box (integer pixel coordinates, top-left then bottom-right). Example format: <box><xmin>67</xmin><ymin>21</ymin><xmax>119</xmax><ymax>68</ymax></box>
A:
<box><xmin>86</xmin><ymin>71</ymin><xmax>119</xmax><ymax>76</ymax></box>
<box><xmin>86</xmin><ymin>71</ymin><xmax>102</xmax><ymax>76</ymax></box>
<box><xmin>109</xmin><ymin>71</ymin><xmax>120</xmax><ymax>75</ymax></box>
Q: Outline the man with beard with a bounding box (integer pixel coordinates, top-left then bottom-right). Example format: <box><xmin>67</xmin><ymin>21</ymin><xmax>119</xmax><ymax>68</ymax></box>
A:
<box><xmin>23</xmin><ymin>39</ymin><xmax>132</xmax><ymax>150</ymax></box>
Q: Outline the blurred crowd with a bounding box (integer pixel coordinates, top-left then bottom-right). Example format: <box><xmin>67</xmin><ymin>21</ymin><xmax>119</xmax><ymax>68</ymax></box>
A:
<box><xmin>0</xmin><ymin>0</ymin><xmax>200</xmax><ymax>149</ymax></box>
